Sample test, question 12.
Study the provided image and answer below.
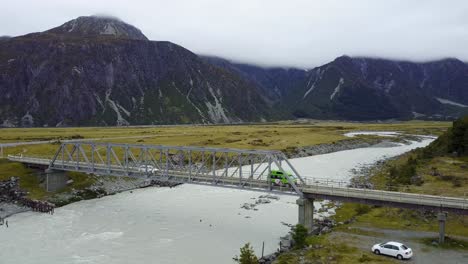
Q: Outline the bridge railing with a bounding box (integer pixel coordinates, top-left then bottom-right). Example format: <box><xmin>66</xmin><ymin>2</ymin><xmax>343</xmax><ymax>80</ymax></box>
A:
<box><xmin>8</xmin><ymin>153</ymin><xmax>468</xmax><ymax>210</ymax></box>
<box><xmin>301</xmin><ymin>183</ymin><xmax>468</xmax><ymax>210</ymax></box>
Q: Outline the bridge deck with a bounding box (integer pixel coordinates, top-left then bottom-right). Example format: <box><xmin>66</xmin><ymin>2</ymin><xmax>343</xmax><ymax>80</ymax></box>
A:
<box><xmin>8</xmin><ymin>155</ymin><xmax>468</xmax><ymax>214</ymax></box>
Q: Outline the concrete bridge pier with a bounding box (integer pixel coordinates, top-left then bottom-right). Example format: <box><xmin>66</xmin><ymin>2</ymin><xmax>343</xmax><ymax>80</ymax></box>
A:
<box><xmin>297</xmin><ymin>197</ymin><xmax>314</xmax><ymax>232</ymax></box>
<box><xmin>438</xmin><ymin>211</ymin><xmax>447</xmax><ymax>244</ymax></box>
<box><xmin>45</xmin><ymin>168</ymin><xmax>68</xmax><ymax>192</ymax></box>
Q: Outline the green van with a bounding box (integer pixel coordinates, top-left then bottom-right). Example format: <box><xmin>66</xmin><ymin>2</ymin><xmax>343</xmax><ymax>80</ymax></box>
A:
<box><xmin>269</xmin><ymin>170</ymin><xmax>298</xmax><ymax>186</ymax></box>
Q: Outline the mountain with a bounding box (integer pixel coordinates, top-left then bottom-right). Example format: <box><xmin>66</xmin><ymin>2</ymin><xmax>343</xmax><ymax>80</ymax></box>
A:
<box><xmin>0</xmin><ymin>16</ymin><xmax>276</xmax><ymax>127</ymax></box>
<box><xmin>205</xmin><ymin>56</ymin><xmax>468</xmax><ymax>120</ymax></box>
<box><xmin>287</xmin><ymin>56</ymin><xmax>468</xmax><ymax>120</ymax></box>
<box><xmin>203</xmin><ymin>56</ymin><xmax>308</xmax><ymax>104</ymax></box>
<box><xmin>1</xmin><ymin>16</ymin><xmax>467</xmax><ymax>127</ymax></box>
<box><xmin>47</xmin><ymin>16</ymin><xmax>148</xmax><ymax>41</ymax></box>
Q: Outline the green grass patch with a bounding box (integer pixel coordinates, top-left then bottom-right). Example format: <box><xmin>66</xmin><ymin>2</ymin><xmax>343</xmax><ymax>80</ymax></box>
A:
<box><xmin>0</xmin><ymin>159</ymin><xmax>97</xmax><ymax>201</ymax></box>
<box><xmin>61</xmin><ymin>171</ymin><xmax>97</xmax><ymax>192</ymax></box>
<box><xmin>0</xmin><ymin>159</ymin><xmax>48</xmax><ymax>199</ymax></box>
<box><xmin>300</xmin><ymin>234</ymin><xmax>396</xmax><ymax>263</ymax></box>
<box><xmin>334</xmin><ymin>226</ymin><xmax>385</xmax><ymax>237</ymax></box>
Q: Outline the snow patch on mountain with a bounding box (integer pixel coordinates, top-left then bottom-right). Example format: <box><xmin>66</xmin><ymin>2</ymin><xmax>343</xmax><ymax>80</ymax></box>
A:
<box><xmin>412</xmin><ymin>111</ymin><xmax>426</xmax><ymax>118</ymax></box>
<box><xmin>105</xmin><ymin>89</ymin><xmax>129</xmax><ymax>126</ymax></box>
<box><xmin>435</xmin><ymin>97</ymin><xmax>468</xmax><ymax>108</ymax></box>
<box><xmin>94</xmin><ymin>93</ymin><xmax>104</xmax><ymax>109</ymax></box>
<box><xmin>102</xmin><ymin>23</ymin><xmax>118</xmax><ymax>35</ymax></box>
<box><xmin>384</xmin><ymin>80</ymin><xmax>395</xmax><ymax>93</ymax></box>
<box><xmin>72</xmin><ymin>66</ymin><xmax>81</xmax><ymax>75</ymax></box>
<box><xmin>21</xmin><ymin>112</ymin><xmax>34</xmax><ymax>127</ymax></box>
<box><xmin>303</xmin><ymin>69</ymin><xmax>322</xmax><ymax>99</ymax></box>
<box><xmin>420</xmin><ymin>68</ymin><xmax>429</xmax><ymax>88</ymax></box>
<box><xmin>67</xmin><ymin>20</ymin><xmax>77</xmax><ymax>32</ymax></box>
<box><xmin>117</xmin><ymin>104</ymin><xmax>131</xmax><ymax>116</ymax></box>
<box><xmin>205</xmin><ymin>83</ymin><xmax>230</xmax><ymax>123</ymax></box>
<box><xmin>1</xmin><ymin>119</ymin><xmax>16</xmax><ymax>128</ymax></box>
<box><xmin>330</xmin><ymin>78</ymin><xmax>344</xmax><ymax>100</ymax></box>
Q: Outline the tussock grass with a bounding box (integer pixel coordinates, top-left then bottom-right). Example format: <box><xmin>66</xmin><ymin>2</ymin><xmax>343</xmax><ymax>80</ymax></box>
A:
<box><xmin>0</xmin><ymin>120</ymin><xmax>450</xmax><ymax>158</ymax></box>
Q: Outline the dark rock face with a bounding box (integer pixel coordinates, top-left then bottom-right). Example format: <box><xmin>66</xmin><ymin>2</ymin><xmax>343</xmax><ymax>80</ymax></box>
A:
<box><xmin>286</xmin><ymin>56</ymin><xmax>468</xmax><ymax>120</ymax></box>
<box><xmin>204</xmin><ymin>56</ymin><xmax>468</xmax><ymax>121</ymax></box>
<box><xmin>0</xmin><ymin>20</ymin><xmax>274</xmax><ymax>126</ymax></box>
<box><xmin>203</xmin><ymin>56</ymin><xmax>308</xmax><ymax>103</ymax></box>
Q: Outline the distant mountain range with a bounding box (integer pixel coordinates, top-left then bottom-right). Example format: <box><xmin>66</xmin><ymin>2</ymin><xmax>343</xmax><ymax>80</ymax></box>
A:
<box><xmin>1</xmin><ymin>16</ymin><xmax>467</xmax><ymax>127</ymax></box>
<box><xmin>206</xmin><ymin>56</ymin><xmax>468</xmax><ymax>121</ymax></box>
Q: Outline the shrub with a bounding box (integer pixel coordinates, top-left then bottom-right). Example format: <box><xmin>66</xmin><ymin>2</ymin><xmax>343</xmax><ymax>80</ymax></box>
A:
<box><xmin>355</xmin><ymin>204</ymin><xmax>372</xmax><ymax>215</ymax></box>
<box><xmin>234</xmin><ymin>243</ymin><xmax>259</xmax><ymax>264</ymax></box>
<box><xmin>291</xmin><ymin>224</ymin><xmax>308</xmax><ymax>249</ymax></box>
<box><xmin>451</xmin><ymin>177</ymin><xmax>462</xmax><ymax>188</ymax></box>
<box><xmin>358</xmin><ymin>254</ymin><xmax>372</xmax><ymax>262</ymax></box>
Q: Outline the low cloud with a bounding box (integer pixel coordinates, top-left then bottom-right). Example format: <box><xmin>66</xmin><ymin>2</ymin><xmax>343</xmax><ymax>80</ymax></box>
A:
<box><xmin>2</xmin><ymin>0</ymin><xmax>467</xmax><ymax>68</ymax></box>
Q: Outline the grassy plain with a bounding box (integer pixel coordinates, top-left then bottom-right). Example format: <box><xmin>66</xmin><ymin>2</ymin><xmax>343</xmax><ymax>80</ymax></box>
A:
<box><xmin>0</xmin><ymin>120</ymin><xmax>450</xmax><ymax>158</ymax></box>
<box><xmin>0</xmin><ymin>120</ymin><xmax>451</xmax><ymax>201</ymax></box>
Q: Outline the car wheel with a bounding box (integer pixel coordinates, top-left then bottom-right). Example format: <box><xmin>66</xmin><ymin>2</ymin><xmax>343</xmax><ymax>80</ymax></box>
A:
<box><xmin>374</xmin><ymin>249</ymin><xmax>380</xmax><ymax>255</ymax></box>
<box><xmin>397</xmin><ymin>254</ymin><xmax>403</xmax><ymax>260</ymax></box>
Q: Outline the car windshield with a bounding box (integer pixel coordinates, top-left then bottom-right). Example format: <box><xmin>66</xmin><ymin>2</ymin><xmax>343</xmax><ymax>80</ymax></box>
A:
<box><xmin>401</xmin><ymin>245</ymin><xmax>408</xmax><ymax>250</ymax></box>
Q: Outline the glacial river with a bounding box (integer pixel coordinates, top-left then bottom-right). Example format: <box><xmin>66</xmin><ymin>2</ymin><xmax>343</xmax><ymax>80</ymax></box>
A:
<box><xmin>0</xmin><ymin>135</ymin><xmax>433</xmax><ymax>264</ymax></box>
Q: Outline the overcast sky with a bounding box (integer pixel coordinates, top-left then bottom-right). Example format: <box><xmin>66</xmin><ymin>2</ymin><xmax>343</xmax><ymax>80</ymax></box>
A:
<box><xmin>2</xmin><ymin>0</ymin><xmax>468</xmax><ymax>68</ymax></box>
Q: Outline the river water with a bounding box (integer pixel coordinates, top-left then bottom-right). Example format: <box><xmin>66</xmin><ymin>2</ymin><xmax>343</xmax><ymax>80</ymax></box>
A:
<box><xmin>0</xmin><ymin>136</ymin><xmax>433</xmax><ymax>264</ymax></box>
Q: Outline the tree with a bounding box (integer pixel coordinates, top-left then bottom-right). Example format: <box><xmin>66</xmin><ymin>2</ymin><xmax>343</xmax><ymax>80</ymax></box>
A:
<box><xmin>291</xmin><ymin>224</ymin><xmax>308</xmax><ymax>249</ymax></box>
<box><xmin>451</xmin><ymin>116</ymin><xmax>468</xmax><ymax>156</ymax></box>
<box><xmin>234</xmin><ymin>243</ymin><xmax>259</xmax><ymax>264</ymax></box>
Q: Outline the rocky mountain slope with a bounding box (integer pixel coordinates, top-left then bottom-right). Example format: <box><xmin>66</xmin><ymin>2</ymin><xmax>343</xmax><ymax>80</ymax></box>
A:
<box><xmin>289</xmin><ymin>56</ymin><xmax>468</xmax><ymax>120</ymax></box>
<box><xmin>203</xmin><ymin>56</ymin><xmax>307</xmax><ymax>104</ymax></box>
<box><xmin>47</xmin><ymin>16</ymin><xmax>149</xmax><ymax>41</ymax></box>
<box><xmin>0</xmin><ymin>16</ymin><xmax>276</xmax><ymax>127</ymax></box>
<box><xmin>207</xmin><ymin>56</ymin><xmax>468</xmax><ymax>120</ymax></box>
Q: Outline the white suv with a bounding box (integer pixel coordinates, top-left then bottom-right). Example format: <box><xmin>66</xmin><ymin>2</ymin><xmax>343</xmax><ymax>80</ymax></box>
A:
<box><xmin>372</xmin><ymin>241</ymin><xmax>413</xmax><ymax>260</ymax></box>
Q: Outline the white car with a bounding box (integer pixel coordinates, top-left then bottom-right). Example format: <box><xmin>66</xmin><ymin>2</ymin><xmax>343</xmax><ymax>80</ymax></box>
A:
<box><xmin>372</xmin><ymin>241</ymin><xmax>413</xmax><ymax>260</ymax></box>
<box><xmin>137</xmin><ymin>165</ymin><xmax>158</xmax><ymax>174</ymax></box>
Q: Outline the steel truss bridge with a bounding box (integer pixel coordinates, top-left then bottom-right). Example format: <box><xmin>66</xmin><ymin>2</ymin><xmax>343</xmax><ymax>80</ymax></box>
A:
<box><xmin>7</xmin><ymin>142</ymin><xmax>468</xmax><ymax>215</ymax></box>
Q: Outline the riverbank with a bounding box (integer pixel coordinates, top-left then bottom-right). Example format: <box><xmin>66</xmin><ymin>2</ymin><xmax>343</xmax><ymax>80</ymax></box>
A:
<box><xmin>270</xmin><ymin>137</ymin><xmax>468</xmax><ymax>263</ymax></box>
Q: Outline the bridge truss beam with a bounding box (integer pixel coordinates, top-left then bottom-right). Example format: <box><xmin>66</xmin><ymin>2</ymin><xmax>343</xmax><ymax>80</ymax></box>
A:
<box><xmin>48</xmin><ymin>142</ymin><xmax>306</xmax><ymax>196</ymax></box>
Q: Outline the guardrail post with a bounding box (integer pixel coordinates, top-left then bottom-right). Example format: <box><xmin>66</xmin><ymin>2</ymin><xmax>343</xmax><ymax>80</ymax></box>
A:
<box><xmin>107</xmin><ymin>144</ymin><xmax>111</xmax><ymax>174</ymax></box>
<box><xmin>267</xmin><ymin>156</ymin><xmax>272</xmax><ymax>191</ymax></box>
<box><xmin>188</xmin><ymin>150</ymin><xmax>192</xmax><ymax>182</ymax></box>
<box><xmin>212</xmin><ymin>152</ymin><xmax>216</xmax><ymax>184</ymax></box>
<box><xmin>438</xmin><ymin>211</ymin><xmax>447</xmax><ymax>244</ymax></box>
<box><xmin>165</xmin><ymin>149</ymin><xmax>169</xmax><ymax>177</ymax></box>
<box><xmin>91</xmin><ymin>143</ymin><xmax>95</xmax><ymax>173</ymax></box>
<box><xmin>238</xmin><ymin>154</ymin><xmax>242</xmax><ymax>186</ymax></box>
<box><xmin>75</xmin><ymin>143</ymin><xmax>79</xmax><ymax>170</ymax></box>
<box><xmin>61</xmin><ymin>144</ymin><xmax>65</xmax><ymax>168</ymax></box>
